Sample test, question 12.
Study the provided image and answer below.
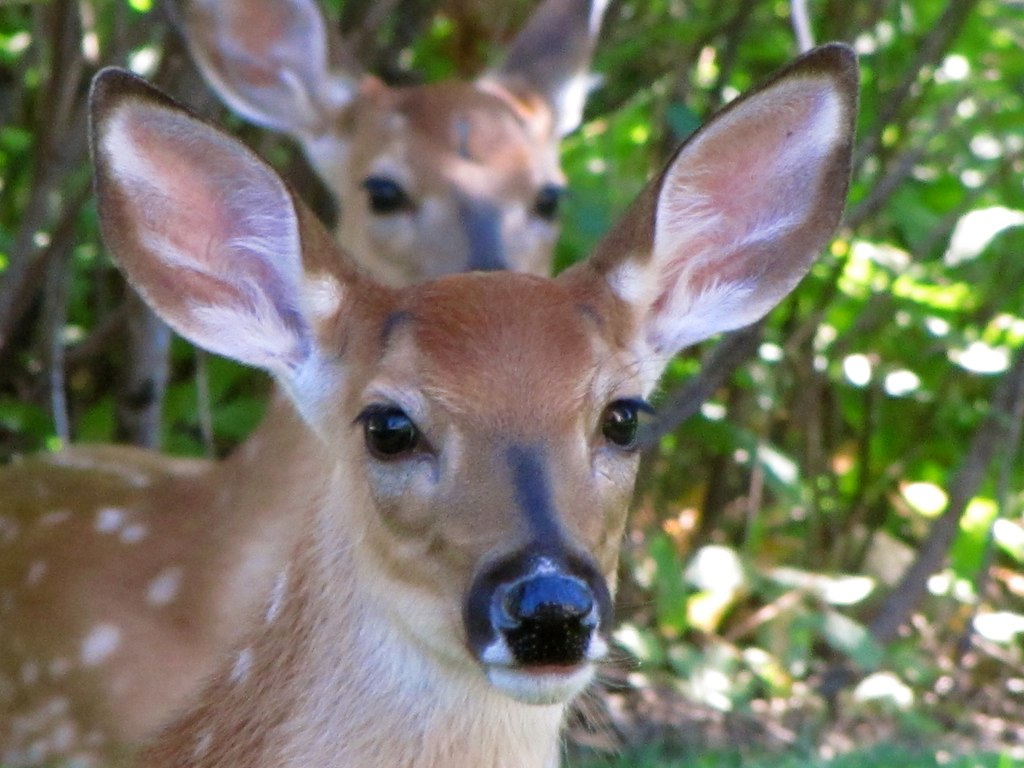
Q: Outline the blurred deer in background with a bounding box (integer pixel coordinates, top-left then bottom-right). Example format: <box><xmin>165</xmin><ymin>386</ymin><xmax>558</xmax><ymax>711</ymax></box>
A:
<box><xmin>0</xmin><ymin>0</ymin><xmax>607</xmax><ymax>764</ymax></box>
<box><xmin>1</xmin><ymin>43</ymin><xmax>857</xmax><ymax>767</ymax></box>
<box><xmin>176</xmin><ymin>0</ymin><xmax>608</xmax><ymax>285</ymax></box>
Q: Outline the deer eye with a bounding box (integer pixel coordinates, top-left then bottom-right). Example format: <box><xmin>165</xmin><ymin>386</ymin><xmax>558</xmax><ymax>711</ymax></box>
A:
<box><xmin>533</xmin><ymin>184</ymin><xmax>564</xmax><ymax>220</ymax></box>
<box><xmin>361</xmin><ymin>176</ymin><xmax>413</xmax><ymax>215</ymax></box>
<box><xmin>360</xmin><ymin>405</ymin><xmax>419</xmax><ymax>458</ymax></box>
<box><xmin>600</xmin><ymin>399</ymin><xmax>651</xmax><ymax>450</ymax></box>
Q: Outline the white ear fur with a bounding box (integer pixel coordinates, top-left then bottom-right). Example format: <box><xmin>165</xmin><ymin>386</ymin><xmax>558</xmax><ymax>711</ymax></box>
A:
<box><xmin>547</xmin><ymin>0</ymin><xmax>608</xmax><ymax>136</ymax></box>
<box><xmin>97</xmin><ymin>98</ymin><xmax>313</xmax><ymax>379</ymax></box>
<box><xmin>550</xmin><ymin>70</ymin><xmax>604</xmax><ymax>138</ymax></box>
<box><xmin>181</xmin><ymin>0</ymin><xmax>356</xmax><ymax>137</ymax></box>
<box><xmin>610</xmin><ymin>67</ymin><xmax>853</xmax><ymax>357</ymax></box>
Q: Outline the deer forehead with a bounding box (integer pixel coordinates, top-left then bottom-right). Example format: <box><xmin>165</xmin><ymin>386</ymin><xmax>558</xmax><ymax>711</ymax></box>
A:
<box><xmin>363</xmin><ymin>273</ymin><xmax>621</xmax><ymax>435</ymax></box>
<box><xmin>353</xmin><ymin>83</ymin><xmax>558</xmax><ymax>186</ymax></box>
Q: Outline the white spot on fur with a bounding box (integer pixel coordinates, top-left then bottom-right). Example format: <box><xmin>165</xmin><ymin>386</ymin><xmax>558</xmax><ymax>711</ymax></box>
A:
<box><xmin>25</xmin><ymin>560</ymin><xmax>47</xmax><ymax>586</ymax></box>
<box><xmin>20</xmin><ymin>661</ymin><xmax>39</xmax><ymax>686</ymax></box>
<box><xmin>120</xmin><ymin>522</ymin><xmax>148</xmax><ymax>543</ymax></box>
<box><xmin>25</xmin><ymin>740</ymin><xmax>46</xmax><ymax>764</ymax></box>
<box><xmin>0</xmin><ymin>515</ymin><xmax>20</xmax><ymax>543</ymax></box>
<box><xmin>46</xmin><ymin>697</ymin><xmax>69</xmax><ymax>717</ymax></box>
<box><xmin>265</xmin><ymin>570</ymin><xmax>288</xmax><ymax>624</ymax></box>
<box><xmin>80</xmin><ymin>624</ymin><xmax>121</xmax><ymax>666</ymax></box>
<box><xmin>37</xmin><ymin>510</ymin><xmax>71</xmax><ymax>527</ymax></box>
<box><xmin>50</xmin><ymin>721</ymin><xmax>76</xmax><ymax>752</ymax></box>
<box><xmin>193</xmin><ymin>730</ymin><xmax>214</xmax><ymax>760</ymax></box>
<box><xmin>146</xmin><ymin>566</ymin><xmax>183</xmax><ymax>607</ymax></box>
<box><xmin>94</xmin><ymin>507</ymin><xmax>124</xmax><ymax>534</ymax></box>
<box><xmin>48</xmin><ymin>658</ymin><xmax>72</xmax><ymax>678</ymax></box>
<box><xmin>230</xmin><ymin>648</ymin><xmax>253</xmax><ymax>684</ymax></box>
<box><xmin>84</xmin><ymin>729</ymin><xmax>105</xmax><ymax>748</ymax></box>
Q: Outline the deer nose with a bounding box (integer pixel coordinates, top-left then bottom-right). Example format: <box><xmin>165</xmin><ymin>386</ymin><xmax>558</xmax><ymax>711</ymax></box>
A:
<box><xmin>499</xmin><ymin>574</ymin><xmax>597</xmax><ymax>666</ymax></box>
<box><xmin>459</xmin><ymin>198</ymin><xmax>507</xmax><ymax>272</ymax></box>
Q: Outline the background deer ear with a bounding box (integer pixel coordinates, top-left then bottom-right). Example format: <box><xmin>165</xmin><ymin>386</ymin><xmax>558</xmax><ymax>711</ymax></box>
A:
<box><xmin>484</xmin><ymin>0</ymin><xmax>609</xmax><ymax>137</ymax></box>
<box><xmin>89</xmin><ymin>68</ymin><xmax>328</xmax><ymax>380</ymax></box>
<box><xmin>595</xmin><ymin>44</ymin><xmax>858</xmax><ymax>361</ymax></box>
<box><xmin>173</xmin><ymin>0</ymin><xmax>358</xmax><ymax>138</ymax></box>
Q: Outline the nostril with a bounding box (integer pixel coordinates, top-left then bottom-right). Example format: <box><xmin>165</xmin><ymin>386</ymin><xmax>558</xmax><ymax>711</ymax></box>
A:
<box><xmin>504</xmin><ymin>575</ymin><xmax>594</xmax><ymax>625</ymax></box>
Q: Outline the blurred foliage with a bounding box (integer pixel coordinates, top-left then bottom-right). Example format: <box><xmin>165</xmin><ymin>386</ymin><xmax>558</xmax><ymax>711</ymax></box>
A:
<box><xmin>1</xmin><ymin>0</ymin><xmax>1023</xmax><ymax>760</ymax></box>
<box><xmin>577</xmin><ymin>744</ymin><xmax>1023</xmax><ymax>768</ymax></box>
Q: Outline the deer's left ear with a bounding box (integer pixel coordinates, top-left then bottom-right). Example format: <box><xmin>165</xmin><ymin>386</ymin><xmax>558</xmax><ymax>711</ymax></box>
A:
<box><xmin>173</xmin><ymin>0</ymin><xmax>358</xmax><ymax>138</ymax></box>
<box><xmin>582</xmin><ymin>44</ymin><xmax>858</xmax><ymax>363</ymax></box>
<box><xmin>484</xmin><ymin>0</ymin><xmax>609</xmax><ymax>136</ymax></box>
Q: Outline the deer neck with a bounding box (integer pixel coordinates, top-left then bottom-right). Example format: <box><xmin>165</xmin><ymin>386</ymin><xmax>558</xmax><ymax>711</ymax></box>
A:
<box><xmin>199</xmin><ymin>391</ymin><xmax>330</xmax><ymax>636</ymax></box>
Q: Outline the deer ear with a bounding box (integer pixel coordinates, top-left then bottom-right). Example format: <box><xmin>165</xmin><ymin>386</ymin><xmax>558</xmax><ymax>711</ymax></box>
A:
<box><xmin>89</xmin><ymin>68</ymin><xmax>327</xmax><ymax>381</ymax></box>
<box><xmin>485</xmin><ymin>0</ymin><xmax>608</xmax><ymax>136</ymax></box>
<box><xmin>592</xmin><ymin>44</ymin><xmax>858</xmax><ymax>363</ymax></box>
<box><xmin>173</xmin><ymin>0</ymin><xmax>358</xmax><ymax>137</ymax></box>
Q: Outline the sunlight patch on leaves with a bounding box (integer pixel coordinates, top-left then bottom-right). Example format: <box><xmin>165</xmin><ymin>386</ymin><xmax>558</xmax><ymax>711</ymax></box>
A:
<box><xmin>901</xmin><ymin>481</ymin><xmax>947</xmax><ymax>518</ymax></box>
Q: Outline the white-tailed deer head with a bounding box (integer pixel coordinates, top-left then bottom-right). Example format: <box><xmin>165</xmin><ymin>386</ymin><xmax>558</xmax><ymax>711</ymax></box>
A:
<box><xmin>83</xmin><ymin>44</ymin><xmax>857</xmax><ymax>766</ymax></box>
<box><xmin>174</xmin><ymin>0</ymin><xmax>608</xmax><ymax>285</ymax></box>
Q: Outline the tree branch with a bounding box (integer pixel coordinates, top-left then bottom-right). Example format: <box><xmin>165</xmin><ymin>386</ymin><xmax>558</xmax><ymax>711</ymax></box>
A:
<box><xmin>869</xmin><ymin>343</ymin><xmax>1024</xmax><ymax>644</ymax></box>
<box><xmin>853</xmin><ymin>0</ymin><xmax>978</xmax><ymax>173</ymax></box>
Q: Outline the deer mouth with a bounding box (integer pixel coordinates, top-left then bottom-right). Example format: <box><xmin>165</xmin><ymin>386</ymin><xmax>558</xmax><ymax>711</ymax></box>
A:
<box><xmin>481</xmin><ymin>659</ymin><xmax>601</xmax><ymax>705</ymax></box>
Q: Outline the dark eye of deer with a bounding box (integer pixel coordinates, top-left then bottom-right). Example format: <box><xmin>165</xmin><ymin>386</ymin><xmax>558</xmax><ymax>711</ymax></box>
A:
<box><xmin>362</xmin><ymin>176</ymin><xmax>413</xmax><ymax>215</ymax></box>
<box><xmin>533</xmin><ymin>184</ymin><xmax>564</xmax><ymax>220</ymax></box>
<box><xmin>600</xmin><ymin>400</ymin><xmax>641</xmax><ymax>449</ymax></box>
<box><xmin>362</xmin><ymin>406</ymin><xmax>419</xmax><ymax>458</ymax></box>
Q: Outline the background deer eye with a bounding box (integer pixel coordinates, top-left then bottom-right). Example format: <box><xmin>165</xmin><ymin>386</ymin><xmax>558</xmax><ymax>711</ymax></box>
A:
<box><xmin>600</xmin><ymin>399</ymin><xmax>650</xmax><ymax>450</ymax></box>
<box><xmin>361</xmin><ymin>176</ymin><xmax>413</xmax><ymax>214</ymax></box>
<box><xmin>361</xmin><ymin>406</ymin><xmax>419</xmax><ymax>458</ymax></box>
<box><xmin>533</xmin><ymin>184</ymin><xmax>564</xmax><ymax>220</ymax></box>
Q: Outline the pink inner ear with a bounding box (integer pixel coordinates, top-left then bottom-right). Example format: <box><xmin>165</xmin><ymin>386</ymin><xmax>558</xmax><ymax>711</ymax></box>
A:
<box><xmin>114</xmin><ymin>111</ymin><xmax>236</xmax><ymax>275</ymax></box>
<box><xmin>99</xmin><ymin>100</ymin><xmax>309</xmax><ymax>372</ymax></box>
<box><xmin>660</xmin><ymin>78</ymin><xmax>843</xmax><ymax>267</ymax></box>
<box><xmin>105</xmin><ymin>104</ymin><xmax>299</xmax><ymax>284</ymax></box>
<box><xmin>637</xmin><ymin>74</ymin><xmax>848</xmax><ymax>353</ymax></box>
<box><xmin>219</xmin><ymin>3</ymin><xmax>304</xmax><ymax>61</ymax></box>
<box><xmin>192</xmin><ymin>0</ymin><xmax>330</xmax><ymax>95</ymax></box>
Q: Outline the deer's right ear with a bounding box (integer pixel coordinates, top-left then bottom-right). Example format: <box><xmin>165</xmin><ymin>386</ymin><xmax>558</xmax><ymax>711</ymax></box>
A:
<box><xmin>581</xmin><ymin>44</ymin><xmax>858</xmax><ymax>380</ymax></box>
<box><xmin>173</xmin><ymin>0</ymin><xmax>358</xmax><ymax>137</ymax></box>
<box><xmin>487</xmin><ymin>0</ymin><xmax>609</xmax><ymax>136</ymax></box>
<box><xmin>89</xmin><ymin>68</ymin><xmax>337</xmax><ymax>384</ymax></box>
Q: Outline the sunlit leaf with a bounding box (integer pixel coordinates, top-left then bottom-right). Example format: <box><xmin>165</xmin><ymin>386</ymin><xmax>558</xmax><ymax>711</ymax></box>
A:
<box><xmin>950</xmin><ymin>498</ymin><xmax>999</xmax><ymax>580</ymax></box>
<box><xmin>993</xmin><ymin>519</ymin><xmax>1024</xmax><ymax>563</ymax></box>
<box><xmin>852</xmin><ymin>671</ymin><xmax>914</xmax><ymax>710</ymax></box>
<box><xmin>817</xmin><ymin>611</ymin><xmax>884</xmax><ymax>669</ymax></box>
<box><xmin>648</xmin><ymin>533</ymin><xmax>689</xmax><ymax>637</ymax></box>
<box><xmin>901</xmin><ymin>481</ymin><xmax>948</xmax><ymax>518</ymax></box>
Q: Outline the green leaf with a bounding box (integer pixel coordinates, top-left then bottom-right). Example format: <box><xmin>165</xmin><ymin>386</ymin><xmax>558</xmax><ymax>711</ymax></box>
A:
<box><xmin>816</xmin><ymin>611</ymin><xmax>884</xmax><ymax>670</ymax></box>
<box><xmin>648</xmin><ymin>533</ymin><xmax>689</xmax><ymax>637</ymax></box>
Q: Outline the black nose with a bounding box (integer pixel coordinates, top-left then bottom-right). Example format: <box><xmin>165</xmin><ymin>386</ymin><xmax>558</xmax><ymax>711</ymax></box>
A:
<box><xmin>501</xmin><ymin>574</ymin><xmax>596</xmax><ymax>666</ymax></box>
